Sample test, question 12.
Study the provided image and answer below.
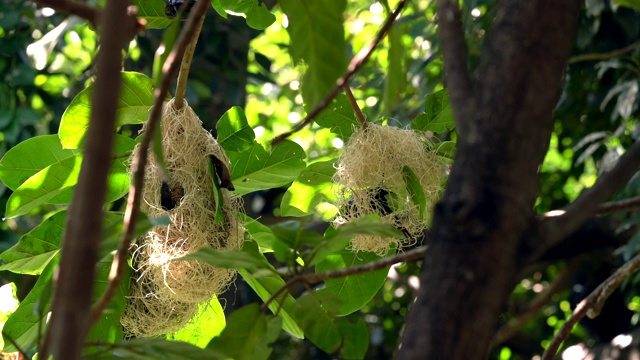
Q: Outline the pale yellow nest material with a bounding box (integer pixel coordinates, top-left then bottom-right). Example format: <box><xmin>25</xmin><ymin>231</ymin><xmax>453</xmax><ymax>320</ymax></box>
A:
<box><xmin>333</xmin><ymin>123</ymin><xmax>446</xmax><ymax>255</ymax></box>
<box><xmin>122</xmin><ymin>99</ymin><xmax>243</xmax><ymax>337</ymax></box>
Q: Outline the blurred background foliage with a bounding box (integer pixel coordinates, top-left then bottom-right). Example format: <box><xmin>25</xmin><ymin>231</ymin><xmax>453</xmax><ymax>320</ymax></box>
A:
<box><xmin>2</xmin><ymin>0</ymin><xmax>640</xmax><ymax>358</ymax></box>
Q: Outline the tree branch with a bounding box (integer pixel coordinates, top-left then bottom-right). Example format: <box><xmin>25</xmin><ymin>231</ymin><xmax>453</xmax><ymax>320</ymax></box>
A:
<box><xmin>260</xmin><ymin>246</ymin><xmax>426</xmax><ymax>312</ymax></box>
<box><xmin>542</xmin><ymin>252</ymin><xmax>640</xmax><ymax>360</ymax></box>
<box><xmin>174</xmin><ymin>1</ymin><xmax>206</xmax><ymax>110</ymax></box>
<box><xmin>342</xmin><ymin>84</ymin><xmax>367</xmax><ymax>129</ymax></box>
<box><xmin>43</xmin><ymin>0</ymin><xmax>132</xmax><ymax>358</ymax></box>
<box><xmin>33</xmin><ymin>0</ymin><xmax>144</xmax><ymax>36</ymax></box>
<box><xmin>270</xmin><ymin>0</ymin><xmax>408</xmax><ymax>146</ymax></box>
<box><xmin>595</xmin><ymin>195</ymin><xmax>640</xmax><ymax>215</ymax></box>
<box><xmin>540</xmin><ymin>141</ymin><xmax>640</xmax><ymax>255</ymax></box>
<box><xmin>89</xmin><ymin>0</ymin><xmax>211</xmax><ymax>325</ymax></box>
<box><xmin>491</xmin><ymin>260</ymin><xmax>579</xmax><ymax>347</ymax></box>
<box><xmin>568</xmin><ymin>41</ymin><xmax>639</xmax><ymax>64</ymax></box>
<box><xmin>437</xmin><ymin>0</ymin><xmax>472</xmax><ymax>134</ymax></box>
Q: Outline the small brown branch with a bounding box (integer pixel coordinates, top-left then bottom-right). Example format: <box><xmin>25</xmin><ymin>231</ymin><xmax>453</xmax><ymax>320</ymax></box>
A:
<box><xmin>491</xmin><ymin>260</ymin><xmax>579</xmax><ymax>347</ymax></box>
<box><xmin>542</xmin><ymin>252</ymin><xmax>640</xmax><ymax>360</ymax></box>
<box><xmin>174</xmin><ymin>0</ymin><xmax>206</xmax><ymax>110</ymax></box>
<box><xmin>89</xmin><ymin>0</ymin><xmax>210</xmax><ymax>324</ymax></box>
<box><xmin>568</xmin><ymin>42</ymin><xmax>639</xmax><ymax>64</ymax></box>
<box><xmin>33</xmin><ymin>0</ymin><xmax>144</xmax><ymax>36</ymax></box>
<box><xmin>437</xmin><ymin>0</ymin><xmax>472</xmax><ymax>132</ymax></box>
<box><xmin>260</xmin><ymin>246</ymin><xmax>426</xmax><ymax>312</ymax></box>
<box><xmin>43</xmin><ymin>0</ymin><xmax>132</xmax><ymax>358</ymax></box>
<box><xmin>595</xmin><ymin>195</ymin><xmax>640</xmax><ymax>215</ymax></box>
<box><xmin>342</xmin><ymin>84</ymin><xmax>367</xmax><ymax>128</ymax></box>
<box><xmin>270</xmin><ymin>0</ymin><xmax>408</xmax><ymax>146</ymax></box>
<box><xmin>540</xmin><ymin>141</ymin><xmax>640</xmax><ymax>256</ymax></box>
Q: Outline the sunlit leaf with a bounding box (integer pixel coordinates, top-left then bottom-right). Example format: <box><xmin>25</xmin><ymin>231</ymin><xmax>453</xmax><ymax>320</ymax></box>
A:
<box><xmin>176</xmin><ymin>247</ymin><xmax>269</xmax><ymax>273</ymax></box>
<box><xmin>313</xmin><ymin>94</ymin><xmax>360</xmax><ymax>141</ymax></box>
<box><xmin>168</xmin><ymin>296</ymin><xmax>226</xmax><ymax>348</ymax></box>
<box><xmin>2</xmin><ymin>256</ymin><xmax>56</xmax><ymax>353</ymax></box>
<box><xmin>59</xmin><ymin>72</ymin><xmax>154</xmax><ymax>149</ymax></box>
<box><xmin>279</xmin><ymin>0</ymin><xmax>347</xmax><ymax>109</ymax></box>
<box><xmin>218</xmin><ymin>0</ymin><xmax>276</xmax><ymax>30</ymax></box>
<box><xmin>281</xmin><ymin>160</ymin><xmax>335</xmax><ymax>217</ymax></box>
<box><xmin>217</xmin><ymin>106</ymin><xmax>255</xmax><ymax>153</ymax></box>
<box><xmin>412</xmin><ymin>89</ymin><xmax>455</xmax><ymax>134</ymax></box>
<box><xmin>402</xmin><ymin>165</ymin><xmax>427</xmax><ymax>219</ymax></box>
<box><xmin>207</xmin><ymin>303</ymin><xmax>280</xmax><ymax>360</ymax></box>
<box><xmin>133</xmin><ymin>0</ymin><xmax>174</xmax><ymax>29</ymax></box>
<box><xmin>0</xmin><ymin>135</ymin><xmax>80</xmax><ymax>191</ymax></box>
<box><xmin>383</xmin><ymin>26</ymin><xmax>405</xmax><ymax>114</ymax></box>
<box><xmin>4</xmin><ymin>135</ymin><xmax>135</xmax><ymax>218</ymax></box>
<box><xmin>228</xmin><ymin>140</ymin><xmax>306</xmax><ymax>195</ymax></box>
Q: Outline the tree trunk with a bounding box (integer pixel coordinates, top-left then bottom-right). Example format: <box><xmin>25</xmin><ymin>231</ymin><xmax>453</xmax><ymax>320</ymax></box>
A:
<box><xmin>397</xmin><ymin>1</ymin><xmax>581</xmax><ymax>359</ymax></box>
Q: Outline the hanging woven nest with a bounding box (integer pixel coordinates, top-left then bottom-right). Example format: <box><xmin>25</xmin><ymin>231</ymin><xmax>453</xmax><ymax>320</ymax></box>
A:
<box><xmin>121</xmin><ymin>99</ymin><xmax>243</xmax><ymax>337</ymax></box>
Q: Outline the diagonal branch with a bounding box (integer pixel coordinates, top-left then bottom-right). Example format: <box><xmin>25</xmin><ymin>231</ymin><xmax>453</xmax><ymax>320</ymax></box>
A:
<box><xmin>540</xmin><ymin>141</ymin><xmax>640</xmax><ymax>255</ymax></box>
<box><xmin>90</xmin><ymin>0</ymin><xmax>210</xmax><ymax>325</ymax></box>
<box><xmin>260</xmin><ymin>246</ymin><xmax>426</xmax><ymax>312</ymax></box>
<box><xmin>568</xmin><ymin>41</ymin><xmax>639</xmax><ymax>64</ymax></box>
<box><xmin>437</xmin><ymin>0</ymin><xmax>472</xmax><ymax>132</ymax></box>
<box><xmin>542</xmin><ymin>252</ymin><xmax>640</xmax><ymax>360</ymax></box>
<box><xmin>270</xmin><ymin>0</ymin><xmax>408</xmax><ymax>146</ymax></box>
<box><xmin>42</xmin><ymin>0</ymin><xmax>133</xmax><ymax>359</ymax></box>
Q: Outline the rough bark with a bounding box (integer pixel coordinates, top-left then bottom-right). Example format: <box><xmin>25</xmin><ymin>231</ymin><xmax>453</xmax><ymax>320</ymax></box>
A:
<box><xmin>397</xmin><ymin>1</ymin><xmax>581</xmax><ymax>359</ymax></box>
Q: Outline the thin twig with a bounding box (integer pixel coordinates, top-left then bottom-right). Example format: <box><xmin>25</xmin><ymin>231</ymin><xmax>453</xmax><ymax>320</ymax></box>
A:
<box><xmin>270</xmin><ymin>0</ymin><xmax>408</xmax><ymax>146</ymax></box>
<box><xmin>539</xmin><ymin>141</ymin><xmax>640</xmax><ymax>258</ymax></box>
<box><xmin>260</xmin><ymin>246</ymin><xmax>426</xmax><ymax>312</ymax></box>
<box><xmin>437</xmin><ymin>0</ymin><xmax>472</xmax><ymax>132</ymax></box>
<box><xmin>89</xmin><ymin>0</ymin><xmax>211</xmax><ymax>324</ymax></box>
<box><xmin>43</xmin><ymin>0</ymin><xmax>132</xmax><ymax>358</ymax></box>
<box><xmin>33</xmin><ymin>0</ymin><xmax>145</xmax><ymax>35</ymax></box>
<box><xmin>342</xmin><ymin>84</ymin><xmax>367</xmax><ymax>128</ymax></box>
<box><xmin>174</xmin><ymin>0</ymin><xmax>206</xmax><ymax>110</ymax></box>
<box><xmin>542</xmin><ymin>252</ymin><xmax>640</xmax><ymax>360</ymax></box>
<box><xmin>568</xmin><ymin>42</ymin><xmax>639</xmax><ymax>64</ymax></box>
<box><xmin>595</xmin><ymin>195</ymin><xmax>640</xmax><ymax>215</ymax></box>
<box><xmin>491</xmin><ymin>260</ymin><xmax>579</xmax><ymax>347</ymax></box>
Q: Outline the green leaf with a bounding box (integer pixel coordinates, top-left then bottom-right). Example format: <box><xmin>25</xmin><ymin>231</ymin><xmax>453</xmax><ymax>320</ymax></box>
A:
<box><xmin>238</xmin><ymin>242</ymin><xmax>303</xmax><ymax>339</ymax></box>
<box><xmin>293</xmin><ymin>293</ymin><xmax>342</xmax><ymax>354</ymax></box>
<box><xmin>383</xmin><ymin>26</ymin><xmax>405</xmax><ymax>114</ymax></box>
<box><xmin>218</xmin><ymin>0</ymin><xmax>276</xmax><ymax>30</ymax></box>
<box><xmin>228</xmin><ymin>140</ymin><xmax>306</xmax><ymax>196</ymax></box>
<box><xmin>337</xmin><ymin>319</ymin><xmax>369</xmax><ymax>359</ymax></box>
<box><xmin>0</xmin><ymin>211</ymin><xmax>65</xmax><ymax>274</ymax></box>
<box><xmin>241</xmin><ymin>215</ymin><xmax>280</xmax><ymax>251</ymax></box>
<box><xmin>310</xmin><ymin>215</ymin><xmax>402</xmax><ymax>266</ymax></box>
<box><xmin>402</xmin><ymin>165</ymin><xmax>427</xmax><ymax>219</ymax></box>
<box><xmin>412</xmin><ymin>89</ymin><xmax>455</xmax><ymax>134</ymax></box>
<box><xmin>436</xmin><ymin>141</ymin><xmax>456</xmax><ymax>160</ymax></box>
<box><xmin>100</xmin><ymin>212</ymin><xmax>167</xmax><ymax>259</ymax></box>
<box><xmin>94</xmin><ymin>338</ymin><xmax>227</xmax><ymax>359</ymax></box>
<box><xmin>210</xmin><ymin>0</ymin><xmax>228</xmax><ymax>18</ymax></box>
<box><xmin>316</xmin><ymin>248</ymin><xmax>392</xmax><ymax>316</ymax></box>
<box><xmin>2</xmin><ymin>256</ymin><xmax>57</xmax><ymax>353</ymax></box>
<box><xmin>0</xmin><ymin>283</ymin><xmax>19</xmax><ymax>351</ymax></box>
<box><xmin>0</xmin><ymin>135</ymin><xmax>81</xmax><ymax>191</ymax></box>
<box><xmin>176</xmin><ymin>247</ymin><xmax>268</xmax><ymax>273</ymax></box>
<box><xmin>4</xmin><ymin>135</ymin><xmax>135</xmax><ymax>218</ymax></box>
<box><xmin>153</xmin><ymin>14</ymin><xmax>181</xmax><ymax>85</ymax></box>
<box><xmin>279</xmin><ymin>0</ymin><xmax>347</xmax><ymax>109</ymax></box>
<box><xmin>217</xmin><ymin>106</ymin><xmax>255</xmax><ymax>153</ymax></box>
<box><xmin>207</xmin><ymin>303</ymin><xmax>280</xmax><ymax>360</ymax></box>
<box><xmin>313</xmin><ymin>94</ymin><xmax>360</xmax><ymax>141</ymax></box>
<box><xmin>615</xmin><ymin>0</ymin><xmax>640</xmax><ymax>11</ymax></box>
<box><xmin>168</xmin><ymin>296</ymin><xmax>226</xmax><ymax>348</ymax></box>
<box><xmin>59</xmin><ymin>72</ymin><xmax>154</xmax><ymax>149</ymax></box>
<box><xmin>133</xmin><ymin>0</ymin><xmax>174</xmax><ymax>29</ymax></box>
<box><xmin>281</xmin><ymin>160</ymin><xmax>336</xmax><ymax>217</ymax></box>
<box><xmin>85</xmin><ymin>255</ymin><xmax>131</xmax><ymax>356</ymax></box>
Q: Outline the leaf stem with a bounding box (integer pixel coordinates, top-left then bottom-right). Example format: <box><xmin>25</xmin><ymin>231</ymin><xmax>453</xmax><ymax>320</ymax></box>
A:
<box><xmin>342</xmin><ymin>84</ymin><xmax>367</xmax><ymax>129</ymax></box>
<box><xmin>89</xmin><ymin>0</ymin><xmax>211</xmax><ymax>325</ymax></box>
<box><xmin>568</xmin><ymin>41</ymin><xmax>639</xmax><ymax>64</ymax></box>
<box><xmin>270</xmin><ymin>0</ymin><xmax>408</xmax><ymax>146</ymax></box>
